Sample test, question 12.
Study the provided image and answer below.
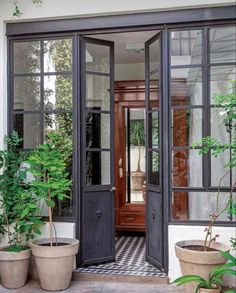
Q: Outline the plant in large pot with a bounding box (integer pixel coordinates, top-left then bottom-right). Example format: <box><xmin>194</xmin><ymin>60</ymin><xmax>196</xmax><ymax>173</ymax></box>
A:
<box><xmin>28</xmin><ymin>132</ymin><xmax>79</xmax><ymax>291</ymax></box>
<box><xmin>130</xmin><ymin>120</ymin><xmax>145</xmax><ymax>190</ymax></box>
<box><xmin>172</xmin><ymin>250</ymin><xmax>236</xmax><ymax>293</ymax></box>
<box><xmin>175</xmin><ymin>82</ymin><xmax>236</xmax><ymax>293</ymax></box>
<box><xmin>0</xmin><ymin>131</ymin><xmax>43</xmax><ymax>289</ymax></box>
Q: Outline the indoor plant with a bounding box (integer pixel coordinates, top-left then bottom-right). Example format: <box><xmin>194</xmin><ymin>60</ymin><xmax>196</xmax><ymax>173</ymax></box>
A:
<box><xmin>172</xmin><ymin>251</ymin><xmax>236</xmax><ymax>293</ymax></box>
<box><xmin>0</xmin><ymin>131</ymin><xmax>43</xmax><ymax>289</ymax></box>
<box><xmin>28</xmin><ymin>132</ymin><xmax>79</xmax><ymax>291</ymax></box>
<box><xmin>130</xmin><ymin>120</ymin><xmax>145</xmax><ymax>190</ymax></box>
<box><xmin>175</xmin><ymin>82</ymin><xmax>236</xmax><ymax>293</ymax></box>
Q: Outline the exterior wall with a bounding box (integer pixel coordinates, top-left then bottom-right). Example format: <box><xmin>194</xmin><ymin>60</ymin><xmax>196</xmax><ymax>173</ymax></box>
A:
<box><xmin>168</xmin><ymin>225</ymin><xmax>236</xmax><ymax>286</ymax></box>
<box><xmin>0</xmin><ymin>0</ymin><xmax>235</xmax><ymax>285</ymax></box>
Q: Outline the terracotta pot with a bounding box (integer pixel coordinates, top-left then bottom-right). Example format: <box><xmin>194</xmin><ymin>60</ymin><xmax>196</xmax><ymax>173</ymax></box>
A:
<box><xmin>0</xmin><ymin>247</ymin><xmax>31</xmax><ymax>289</ymax></box>
<box><xmin>131</xmin><ymin>171</ymin><xmax>145</xmax><ymax>190</ymax></box>
<box><xmin>199</xmin><ymin>288</ymin><xmax>220</xmax><ymax>293</ymax></box>
<box><xmin>175</xmin><ymin>240</ymin><xmax>229</xmax><ymax>293</ymax></box>
<box><xmin>31</xmin><ymin>238</ymin><xmax>79</xmax><ymax>291</ymax></box>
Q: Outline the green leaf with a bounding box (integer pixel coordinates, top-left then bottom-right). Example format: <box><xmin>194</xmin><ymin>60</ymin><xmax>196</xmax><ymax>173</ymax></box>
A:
<box><xmin>172</xmin><ymin>275</ymin><xmax>206</xmax><ymax>286</ymax></box>
<box><xmin>46</xmin><ymin>199</ymin><xmax>55</xmax><ymax>207</ymax></box>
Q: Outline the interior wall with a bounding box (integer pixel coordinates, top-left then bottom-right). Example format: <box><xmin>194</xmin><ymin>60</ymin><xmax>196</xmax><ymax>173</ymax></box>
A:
<box><xmin>115</xmin><ymin>63</ymin><xmax>145</xmax><ymax>81</ymax></box>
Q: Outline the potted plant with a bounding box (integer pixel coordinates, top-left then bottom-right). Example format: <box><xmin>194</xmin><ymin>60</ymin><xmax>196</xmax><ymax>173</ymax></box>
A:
<box><xmin>0</xmin><ymin>131</ymin><xmax>43</xmax><ymax>289</ymax></box>
<box><xmin>175</xmin><ymin>82</ymin><xmax>236</xmax><ymax>293</ymax></box>
<box><xmin>172</xmin><ymin>251</ymin><xmax>236</xmax><ymax>293</ymax></box>
<box><xmin>28</xmin><ymin>132</ymin><xmax>79</xmax><ymax>291</ymax></box>
<box><xmin>130</xmin><ymin>120</ymin><xmax>145</xmax><ymax>190</ymax></box>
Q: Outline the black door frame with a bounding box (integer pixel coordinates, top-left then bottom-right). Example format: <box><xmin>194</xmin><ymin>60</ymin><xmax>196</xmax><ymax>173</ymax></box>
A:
<box><xmin>6</xmin><ymin>5</ymin><xmax>236</xmax><ymax>274</ymax></box>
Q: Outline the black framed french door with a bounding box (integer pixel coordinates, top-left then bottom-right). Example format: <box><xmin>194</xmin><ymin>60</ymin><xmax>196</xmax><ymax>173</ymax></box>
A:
<box><xmin>145</xmin><ymin>32</ymin><xmax>164</xmax><ymax>269</ymax></box>
<box><xmin>80</xmin><ymin>37</ymin><xmax>115</xmax><ymax>266</ymax></box>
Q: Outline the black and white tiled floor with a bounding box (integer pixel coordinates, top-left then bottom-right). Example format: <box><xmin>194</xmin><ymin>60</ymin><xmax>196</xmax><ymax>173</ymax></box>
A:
<box><xmin>76</xmin><ymin>236</ymin><xmax>167</xmax><ymax>277</ymax></box>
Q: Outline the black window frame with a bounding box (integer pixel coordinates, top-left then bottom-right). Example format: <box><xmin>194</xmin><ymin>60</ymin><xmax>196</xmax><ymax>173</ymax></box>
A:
<box><xmin>6</xmin><ymin>6</ymin><xmax>236</xmax><ymax>226</ymax></box>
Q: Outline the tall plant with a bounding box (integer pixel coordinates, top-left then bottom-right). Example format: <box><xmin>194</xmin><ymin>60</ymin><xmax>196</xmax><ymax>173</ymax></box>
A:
<box><xmin>28</xmin><ymin>132</ymin><xmax>71</xmax><ymax>246</ymax></box>
<box><xmin>130</xmin><ymin>121</ymin><xmax>145</xmax><ymax>172</ymax></box>
<box><xmin>0</xmin><ymin>131</ymin><xmax>43</xmax><ymax>252</ymax></box>
<box><xmin>193</xmin><ymin>81</ymin><xmax>236</xmax><ymax>250</ymax></box>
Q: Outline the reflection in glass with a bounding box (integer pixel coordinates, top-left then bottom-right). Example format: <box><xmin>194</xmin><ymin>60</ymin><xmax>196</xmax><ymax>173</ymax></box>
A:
<box><xmin>13</xmin><ymin>114</ymin><xmax>41</xmax><ymax>149</ymax></box>
<box><xmin>149</xmin><ymin>39</ymin><xmax>160</xmax><ymax>72</ymax></box>
<box><xmin>14</xmin><ymin>76</ymin><xmax>40</xmax><ymax>110</ymax></box>
<box><xmin>148</xmin><ymin>151</ymin><xmax>159</xmax><ymax>186</ymax></box>
<box><xmin>171</xmin><ymin>30</ymin><xmax>202</xmax><ymax>65</ymax></box>
<box><xmin>86</xmin><ymin>112</ymin><xmax>110</xmax><ymax>148</ymax></box>
<box><xmin>172</xmin><ymin>109</ymin><xmax>202</xmax><ymax>146</ymax></box>
<box><xmin>44</xmin><ymin>113</ymin><xmax>73</xmax><ymax>138</ymax></box>
<box><xmin>126</xmin><ymin>108</ymin><xmax>146</xmax><ymax>203</ymax></box>
<box><xmin>210</xmin><ymin>26</ymin><xmax>236</xmax><ymax>63</ymax></box>
<box><xmin>86</xmin><ymin>43</ymin><xmax>109</xmax><ymax>73</ymax></box>
<box><xmin>210</xmin><ymin>66</ymin><xmax>236</xmax><ymax>104</ymax></box>
<box><xmin>86</xmin><ymin>151</ymin><xmax>110</xmax><ymax>185</ymax></box>
<box><xmin>171</xmin><ymin>68</ymin><xmax>202</xmax><ymax>105</ymax></box>
<box><xmin>86</xmin><ymin>74</ymin><xmax>110</xmax><ymax>111</ymax></box>
<box><xmin>44</xmin><ymin>39</ymin><xmax>72</xmax><ymax>72</ymax></box>
<box><xmin>172</xmin><ymin>192</ymin><xmax>235</xmax><ymax>221</ymax></box>
<box><xmin>149</xmin><ymin>71</ymin><xmax>160</xmax><ymax>108</ymax></box>
<box><xmin>172</xmin><ymin>149</ymin><xmax>202</xmax><ymax>187</ymax></box>
<box><xmin>13</xmin><ymin>41</ymin><xmax>40</xmax><ymax>73</ymax></box>
<box><xmin>148</xmin><ymin>111</ymin><xmax>159</xmax><ymax>148</ymax></box>
<box><xmin>44</xmin><ymin>75</ymin><xmax>72</xmax><ymax>110</ymax></box>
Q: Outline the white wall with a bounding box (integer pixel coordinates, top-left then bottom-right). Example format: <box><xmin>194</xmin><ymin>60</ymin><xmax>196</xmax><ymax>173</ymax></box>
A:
<box><xmin>168</xmin><ymin>225</ymin><xmax>236</xmax><ymax>286</ymax></box>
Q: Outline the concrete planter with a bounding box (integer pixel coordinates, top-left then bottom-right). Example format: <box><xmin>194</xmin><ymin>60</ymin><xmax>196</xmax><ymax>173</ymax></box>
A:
<box><xmin>31</xmin><ymin>238</ymin><xmax>79</xmax><ymax>291</ymax></box>
<box><xmin>199</xmin><ymin>289</ymin><xmax>220</xmax><ymax>293</ymax></box>
<box><xmin>0</xmin><ymin>247</ymin><xmax>31</xmax><ymax>289</ymax></box>
<box><xmin>175</xmin><ymin>240</ymin><xmax>229</xmax><ymax>293</ymax></box>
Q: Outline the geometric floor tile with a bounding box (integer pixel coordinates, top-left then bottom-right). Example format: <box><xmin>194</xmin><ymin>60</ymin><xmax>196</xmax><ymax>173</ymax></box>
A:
<box><xmin>76</xmin><ymin>236</ymin><xmax>167</xmax><ymax>277</ymax></box>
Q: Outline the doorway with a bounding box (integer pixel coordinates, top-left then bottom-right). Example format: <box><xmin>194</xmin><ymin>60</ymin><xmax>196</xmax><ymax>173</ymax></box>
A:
<box><xmin>79</xmin><ymin>30</ymin><xmax>165</xmax><ymax>273</ymax></box>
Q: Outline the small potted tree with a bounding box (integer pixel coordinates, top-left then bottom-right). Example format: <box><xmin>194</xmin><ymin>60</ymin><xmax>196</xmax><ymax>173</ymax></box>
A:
<box><xmin>175</xmin><ymin>83</ymin><xmax>236</xmax><ymax>293</ymax></box>
<box><xmin>0</xmin><ymin>131</ymin><xmax>43</xmax><ymax>289</ymax></box>
<box><xmin>130</xmin><ymin>120</ymin><xmax>145</xmax><ymax>190</ymax></box>
<box><xmin>28</xmin><ymin>132</ymin><xmax>79</xmax><ymax>291</ymax></box>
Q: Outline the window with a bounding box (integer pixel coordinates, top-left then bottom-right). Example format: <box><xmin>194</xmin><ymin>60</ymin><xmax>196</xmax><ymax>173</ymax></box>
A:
<box><xmin>11</xmin><ymin>38</ymin><xmax>74</xmax><ymax>218</ymax></box>
<box><xmin>170</xmin><ymin>26</ymin><xmax>236</xmax><ymax>222</ymax></box>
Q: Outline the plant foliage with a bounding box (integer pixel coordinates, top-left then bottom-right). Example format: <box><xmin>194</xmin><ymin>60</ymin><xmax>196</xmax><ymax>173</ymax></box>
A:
<box><xmin>0</xmin><ymin>131</ymin><xmax>43</xmax><ymax>252</ymax></box>
<box><xmin>28</xmin><ymin>132</ymin><xmax>71</xmax><ymax>246</ymax></box>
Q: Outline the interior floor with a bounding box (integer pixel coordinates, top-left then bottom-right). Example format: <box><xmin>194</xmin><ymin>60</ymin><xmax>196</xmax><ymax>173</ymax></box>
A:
<box><xmin>77</xmin><ymin>236</ymin><xmax>167</xmax><ymax>277</ymax></box>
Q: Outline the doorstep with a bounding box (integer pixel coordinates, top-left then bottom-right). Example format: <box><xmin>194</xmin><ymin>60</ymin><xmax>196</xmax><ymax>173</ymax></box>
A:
<box><xmin>72</xmin><ymin>271</ymin><xmax>169</xmax><ymax>284</ymax></box>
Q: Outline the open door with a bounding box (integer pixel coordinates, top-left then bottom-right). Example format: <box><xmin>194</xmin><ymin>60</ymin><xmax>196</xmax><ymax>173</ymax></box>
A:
<box><xmin>80</xmin><ymin>37</ymin><xmax>115</xmax><ymax>266</ymax></box>
<box><xmin>145</xmin><ymin>32</ymin><xmax>164</xmax><ymax>269</ymax></box>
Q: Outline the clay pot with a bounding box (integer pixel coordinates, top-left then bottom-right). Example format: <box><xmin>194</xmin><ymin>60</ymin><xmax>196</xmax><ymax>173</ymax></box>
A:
<box><xmin>199</xmin><ymin>288</ymin><xmax>220</xmax><ymax>293</ymax></box>
<box><xmin>175</xmin><ymin>240</ymin><xmax>229</xmax><ymax>293</ymax></box>
<box><xmin>0</xmin><ymin>247</ymin><xmax>31</xmax><ymax>289</ymax></box>
<box><xmin>131</xmin><ymin>171</ymin><xmax>145</xmax><ymax>190</ymax></box>
<box><xmin>31</xmin><ymin>238</ymin><xmax>79</xmax><ymax>291</ymax></box>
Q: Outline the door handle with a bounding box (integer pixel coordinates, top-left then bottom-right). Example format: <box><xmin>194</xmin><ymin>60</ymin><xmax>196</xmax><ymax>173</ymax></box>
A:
<box><xmin>110</xmin><ymin>186</ymin><xmax>116</xmax><ymax>192</ymax></box>
<box><xmin>97</xmin><ymin>209</ymin><xmax>102</xmax><ymax>218</ymax></box>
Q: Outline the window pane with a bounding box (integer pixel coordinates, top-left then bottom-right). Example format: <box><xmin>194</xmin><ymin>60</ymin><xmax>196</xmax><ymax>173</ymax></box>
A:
<box><xmin>171</xmin><ymin>30</ymin><xmax>202</xmax><ymax>65</ymax></box>
<box><xmin>13</xmin><ymin>114</ymin><xmax>41</xmax><ymax>148</ymax></box>
<box><xmin>44</xmin><ymin>113</ymin><xmax>73</xmax><ymax>139</ymax></box>
<box><xmin>172</xmin><ymin>109</ymin><xmax>202</xmax><ymax>147</ymax></box>
<box><xmin>13</xmin><ymin>41</ymin><xmax>40</xmax><ymax>74</ymax></box>
<box><xmin>44</xmin><ymin>75</ymin><xmax>72</xmax><ymax>110</ymax></box>
<box><xmin>172</xmin><ymin>149</ymin><xmax>202</xmax><ymax>187</ymax></box>
<box><xmin>171</xmin><ymin>68</ymin><xmax>202</xmax><ymax>105</ymax></box>
<box><xmin>86</xmin><ymin>112</ymin><xmax>110</xmax><ymax>148</ymax></box>
<box><xmin>149</xmin><ymin>71</ymin><xmax>160</xmax><ymax>109</ymax></box>
<box><xmin>14</xmin><ymin>76</ymin><xmax>40</xmax><ymax>110</ymax></box>
<box><xmin>148</xmin><ymin>111</ymin><xmax>159</xmax><ymax>148</ymax></box>
<box><xmin>86</xmin><ymin>74</ymin><xmax>110</xmax><ymax>111</ymax></box>
<box><xmin>211</xmin><ymin>149</ymin><xmax>234</xmax><ymax>187</ymax></box>
<box><xmin>148</xmin><ymin>150</ymin><xmax>159</xmax><ymax>186</ymax></box>
<box><xmin>172</xmin><ymin>191</ymin><xmax>235</xmax><ymax>221</ymax></box>
<box><xmin>86</xmin><ymin>43</ymin><xmax>110</xmax><ymax>73</ymax></box>
<box><xmin>210</xmin><ymin>26</ymin><xmax>236</xmax><ymax>63</ymax></box>
<box><xmin>86</xmin><ymin>151</ymin><xmax>110</xmax><ymax>185</ymax></box>
<box><xmin>210</xmin><ymin>65</ymin><xmax>236</xmax><ymax>104</ymax></box>
<box><xmin>44</xmin><ymin>39</ymin><xmax>72</xmax><ymax>72</ymax></box>
<box><xmin>149</xmin><ymin>38</ymin><xmax>160</xmax><ymax>72</ymax></box>
<box><xmin>211</xmin><ymin>107</ymin><xmax>233</xmax><ymax>144</ymax></box>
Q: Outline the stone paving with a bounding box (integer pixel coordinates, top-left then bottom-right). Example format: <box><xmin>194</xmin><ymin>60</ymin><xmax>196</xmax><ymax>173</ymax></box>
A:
<box><xmin>0</xmin><ymin>280</ymin><xmax>185</xmax><ymax>293</ymax></box>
